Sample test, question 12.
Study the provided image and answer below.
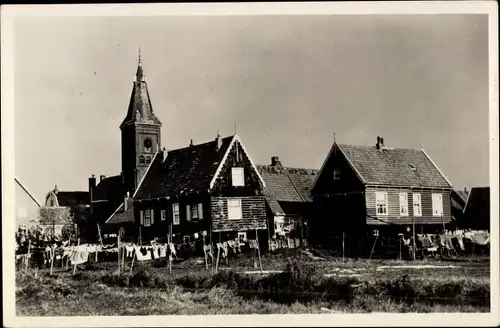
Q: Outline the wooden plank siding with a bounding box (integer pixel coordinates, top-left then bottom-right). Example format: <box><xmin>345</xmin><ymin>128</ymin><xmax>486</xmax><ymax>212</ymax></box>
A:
<box><xmin>211</xmin><ymin>196</ymin><xmax>267</xmax><ymax>232</ymax></box>
<box><xmin>365</xmin><ymin>186</ymin><xmax>452</xmax><ymax>225</ymax></box>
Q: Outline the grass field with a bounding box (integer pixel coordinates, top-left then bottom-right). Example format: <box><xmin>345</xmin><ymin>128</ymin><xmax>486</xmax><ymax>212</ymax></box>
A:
<box><xmin>16</xmin><ymin>251</ymin><xmax>491</xmax><ymax>315</ymax></box>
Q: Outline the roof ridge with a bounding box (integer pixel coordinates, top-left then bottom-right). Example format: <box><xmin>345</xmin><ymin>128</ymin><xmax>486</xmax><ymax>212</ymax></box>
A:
<box><xmin>339</xmin><ymin>143</ymin><xmax>424</xmax><ymax>151</ymax></box>
<box><xmin>168</xmin><ymin>135</ymin><xmax>233</xmax><ymax>153</ymax></box>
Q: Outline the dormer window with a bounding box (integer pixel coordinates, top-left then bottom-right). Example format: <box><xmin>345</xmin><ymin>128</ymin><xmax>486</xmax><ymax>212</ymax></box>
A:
<box><xmin>333</xmin><ymin>168</ymin><xmax>342</xmax><ymax>180</ymax></box>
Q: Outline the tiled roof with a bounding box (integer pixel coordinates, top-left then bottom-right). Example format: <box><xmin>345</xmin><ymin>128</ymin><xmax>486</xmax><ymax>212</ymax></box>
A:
<box><xmin>451</xmin><ymin>189</ymin><xmax>468</xmax><ymax>211</ymax></box>
<box><xmin>134</xmin><ymin>136</ymin><xmax>233</xmax><ymax>200</ymax></box>
<box><xmin>93</xmin><ymin>175</ymin><xmax>123</xmax><ymax>201</ymax></box>
<box><xmin>56</xmin><ymin>191</ymin><xmax>88</xmax><ymax>207</ymax></box>
<box><xmin>120</xmin><ymin>80</ymin><xmax>161</xmax><ymax>128</ymax></box>
<box><xmin>105</xmin><ymin>198</ymin><xmax>134</xmax><ymax>225</ymax></box>
<box><xmin>257</xmin><ymin>165</ymin><xmax>318</xmax><ymax>215</ymax></box>
<box><xmin>338</xmin><ymin>144</ymin><xmax>451</xmax><ymax>188</ymax></box>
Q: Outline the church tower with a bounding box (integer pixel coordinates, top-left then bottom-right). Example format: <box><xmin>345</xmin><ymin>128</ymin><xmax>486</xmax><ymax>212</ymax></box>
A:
<box><xmin>120</xmin><ymin>50</ymin><xmax>162</xmax><ymax>193</ymax></box>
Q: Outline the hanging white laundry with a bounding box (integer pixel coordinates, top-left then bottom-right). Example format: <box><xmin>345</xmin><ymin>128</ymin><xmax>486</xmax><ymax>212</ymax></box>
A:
<box><xmin>194</xmin><ymin>232</ymin><xmax>199</xmax><ymax>239</ymax></box>
<box><xmin>159</xmin><ymin>246</ymin><xmax>167</xmax><ymax>258</ymax></box>
<box><xmin>169</xmin><ymin>243</ymin><xmax>177</xmax><ymax>258</ymax></box>
<box><xmin>153</xmin><ymin>246</ymin><xmax>160</xmax><ymax>259</ymax></box>
<box><xmin>134</xmin><ymin>247</ymin><xmax>152</xmax><ymax>261</ymax></box>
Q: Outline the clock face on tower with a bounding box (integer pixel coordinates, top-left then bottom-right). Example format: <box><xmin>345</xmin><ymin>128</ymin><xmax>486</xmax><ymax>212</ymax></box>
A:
<box><xmin>144</xmin><ymin>138</ymin><xmax>152</xmax><ymax>152</ymax></box>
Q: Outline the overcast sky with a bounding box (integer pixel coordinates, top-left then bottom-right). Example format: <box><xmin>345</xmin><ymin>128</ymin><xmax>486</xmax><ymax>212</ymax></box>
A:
<box><xmin>14</xmin><ymin>14</ymin><xmax>489</xmax><ymax>202</ymax></box>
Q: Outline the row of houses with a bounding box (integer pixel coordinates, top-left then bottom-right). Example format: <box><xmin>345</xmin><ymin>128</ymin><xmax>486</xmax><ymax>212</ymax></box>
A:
<box><xmin>15</xmin><ymin>55</ymin><xmax>491</xmax><ymax>251</ymax></box>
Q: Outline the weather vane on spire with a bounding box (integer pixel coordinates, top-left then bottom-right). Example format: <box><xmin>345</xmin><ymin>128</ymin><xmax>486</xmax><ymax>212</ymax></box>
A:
<box><xmin>138</xmin><ymin>46</ymin><xmax>142</xmax><ymax>65</ymax></box>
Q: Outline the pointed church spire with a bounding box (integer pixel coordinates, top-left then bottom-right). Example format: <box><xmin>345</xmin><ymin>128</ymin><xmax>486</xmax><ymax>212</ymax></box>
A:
<box><xmin>136</xmin><ymin>47</ymin><xmax>145</xmax><ymax>82</ymax></box>
<box><xmin>121</xmin><ymin>49</ymin><xmax>161</xmax><ymax>129</ymax></box>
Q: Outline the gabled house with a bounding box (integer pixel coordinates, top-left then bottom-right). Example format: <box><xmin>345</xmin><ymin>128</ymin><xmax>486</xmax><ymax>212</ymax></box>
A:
<box><xmin>133</xmin><ymin>133</ymin><xmax>268</xmax><ymax>248</ymax></box>
<box><xmin>462</xmin><ymin>187</ymin><xmax>490</xmax><ymax>231</ymax></box>
<box><xmin>310</xmin><ymin>136</ymin><xmax>453</xmax><ymax>245</ymax></box>
<box><xmin>44</xmin><ymin>185</ymin><xmax>89</xmax><ymax>237</ymax></box>
<box><xmin>256</xmin><ymin>157</ymin><xmax>318</xmax><ymax>243</ymax></box>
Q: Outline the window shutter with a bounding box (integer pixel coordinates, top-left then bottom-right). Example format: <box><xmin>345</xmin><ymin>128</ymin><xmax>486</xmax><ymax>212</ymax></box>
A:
<box><xmin>140</xmin><ymin>210</ymin><xmax>144</xmax><ymax>225</ymax></box>
<box><xmin>150</xmin><ymin>209</ymin><xmax>154</xmax><ymax>224</ymax></box>
<box><xmin>186</xmin><ymin>204</ymin><xmax>191</xmax><ymax>221</ymax></box>
<box><xmin>198</xmin><ymin>203</ymin><xmax>204</xmax><ymax>220</ymax></box>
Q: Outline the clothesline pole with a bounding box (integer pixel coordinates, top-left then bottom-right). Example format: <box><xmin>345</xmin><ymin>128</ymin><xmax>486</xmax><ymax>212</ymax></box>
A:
<box><xmin>210</xmin><ymin>226</ymin><xmax>214</xmax><ymax>276</ymax></box>
<box><xmin>122</xmin><ymin>243</ymin><xmax>126</xmax><ymax>271</ymax></box>
<box><xmin>369</xmin><ymin>234</ymin><xmax>378</xmax><ymax>260</ymax></box>
<box><xmin>342</xmin><ymin>232</ymin><xmax>345</xmax><ymax>262</ymax></box>
<box><xmin>50</xmin><ymin>246</ymin><xmax>55</xmax><ymax>276</ymax></box>
<box><xmin>202</xmin><ymin>234</ymin><xmax>208</xmax><ymax>270</ymax></box>
<box><xmin>24</xmin><ymin>239</ymin><xmax>31</xmax><ymax>276</ymax></box>
<box><xmin>215</xmin><ymin>244</ymin><xmax>221</xmax><ymax>273</ymax></box>
<box><xmin>73</xmin><ymin>238</ymin><xmax>80</xmax><ymax>275</ymax></box>
<box><xmin>117</xmin><ymin>235</ymin><xmax>121</xmax><ymax>274</ymax></box>
<box><xmin>255</xmin><ymin>226</ymin><xmax>263</xmax><ymax>273</ymax></box>
<box><xmin>129</xmin><ymin>252</ymin><xmax>135</xmax><ymax>276</ymax></box>
<box><xmin>412</xmin><ymin>219</ymin><xmax>417</xmax><ymax>261</ymax></box>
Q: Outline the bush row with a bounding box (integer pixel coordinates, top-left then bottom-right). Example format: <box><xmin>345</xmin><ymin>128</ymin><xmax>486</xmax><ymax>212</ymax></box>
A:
<box><xmin>88</xmin><ymin>257</ymin><xmax>489</xmax><ymax>307</ymax></box>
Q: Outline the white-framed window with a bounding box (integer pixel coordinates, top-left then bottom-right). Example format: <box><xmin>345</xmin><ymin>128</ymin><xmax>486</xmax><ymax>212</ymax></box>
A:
<box><xmin>190</xmin><ymin>204</ymin><xmax>199</xmax><ymax>219</ymax></box>
<box><xmin>237</xmin><ymin>232</ymin><xmax>247</xmax><ymax>246</ymax></box>
<box><xmin>231</xmin><ymin>167</ymin><xmax>245</xmax><ymax>187</ymax></box>
<box><xmin>144</xmin><ymin>209</ymin><xmax>153</xmax><ymax>227</ymax></box>
<box><xmin>183</xmin><ymin>235</ymin><xmax>191</xmax><ymax>244</ymax></box>
<box><xmin>228</xmin><ymin>199</ymin><xmax>242</xmax><ymax>220</ymax></box>
<box><xmin>172</xmin><ymin>203</ymin><xmax>180</xmax><ymax>225</ymax></box>
<box><xmin>375</xmin><ymin>191</ymin><xmax>388</xmax><ymax>216</ymax></box>
<box><xmin>161</xmin><ymin>210</ymin><xmax>166</xmax><ymax>221</ymax></box>
<box><xmin>140</xmin><ymin>210</ymin><xmax>144</xmax><ymax>225</ymax></box>
<box><xmin>432</xmin><ymin>193</ymin><xmax>443</xmax><ymax>216</ymax></box>
<box><xmin>198</xmin><ymin>203</ymin><xmax>204</xmax><ymax>220</ymax></box>
<box><xmin>333</xmin><ymin>168</ymin><xmax>342</xmax><ymax>180</ymax></box>
<box><xmin>413</xmin><ymin>193</ymin><xmax>422</xmax><ymax>217</ymax></box>
<box><xmin>399</xmin><ymin>193</ymin><xmax>408</xmax><ymax>216</ymax></box>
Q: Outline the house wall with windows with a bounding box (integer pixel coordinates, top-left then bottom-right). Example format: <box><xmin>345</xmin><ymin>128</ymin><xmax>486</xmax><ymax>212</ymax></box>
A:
<box><xmin>365</xmin><ymin>187</ymin><xmax>452</xmax><ymax>225</ymax></box>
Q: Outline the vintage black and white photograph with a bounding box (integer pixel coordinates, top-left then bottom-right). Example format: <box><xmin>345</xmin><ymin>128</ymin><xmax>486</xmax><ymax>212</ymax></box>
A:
<box><xmin>2</xmin><ymin>2</ymin><xmax>499</xmax><ymax>327</ymax></box>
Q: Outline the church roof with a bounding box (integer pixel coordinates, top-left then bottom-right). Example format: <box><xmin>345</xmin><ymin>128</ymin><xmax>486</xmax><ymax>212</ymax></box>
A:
<box><xmin>120</xmin><ymin>56</ymin><xmax>161</xmax><ymax>128</ymax></box>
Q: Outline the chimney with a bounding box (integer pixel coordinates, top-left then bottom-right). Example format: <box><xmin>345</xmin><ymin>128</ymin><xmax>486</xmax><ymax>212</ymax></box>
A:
<box><xmin>124</xmin><ymin>191</ymin><xmax>130</xmax><ymax>211</ymax></box>
<box><xmin>271</xmin><ymin>156</ymin><xmax>282</xmax><ymax>167</ymax></box>
<box><xmin>190</xmin><ymin>139</ymin><xmax>194</xmax><ymax>147</ymax></box>
<box><xmin>380</xmin><ymin>137</ymin><xmax>385</xmax><ymax>148</ymax></box>
<box><xmin>376</xmin><ymin>136</ymin><xmax>381</xmax><ymax>150</ymax></box>
<box><xmin>100</xmin><ymin>175</ymin><xmax>106</xmax><ymax>182</ymax></box>
<box><xmin>89</xmin><ymin>175</ymin><xmax>96</xmax><ymax>215</ymax></box>
<box><xmin>215</xmin><ymin>132</ymin><xmax>222</xmax><ymax>151</ymax></box>
<box><xmin>162</xmin><ymin>147</ymin><xmax>168</xmax><ymax>161</ymax></box>
<box><xmin>54</xmin><ymin>184</ymin><xmax>58</xmax><ymax>194</ymax></box>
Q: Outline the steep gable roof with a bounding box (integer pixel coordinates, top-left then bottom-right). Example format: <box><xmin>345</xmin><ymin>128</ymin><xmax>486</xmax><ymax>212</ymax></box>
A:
<box><xmin>134</xmin><ymin>134</ymin><xmax>266</xmax><ymax>201</ymax></box>
<box><xmin>257</xmin><ymin>165</ymin><xmax>318</xmax><ymax>215</ymax></box>
<box><xmin>314</xmin><ymin>142</ymin><xmax>452</xmax><ymax>189</ymax></box>
<box><xmin>105</xmin><ymin>198</ymin><xmax>134</xmax><ymax>225</ymax></box>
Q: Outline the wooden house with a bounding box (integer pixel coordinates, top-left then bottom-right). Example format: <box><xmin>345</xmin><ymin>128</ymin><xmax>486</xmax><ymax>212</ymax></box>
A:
<box><xmin>462</xmin><ymin>187</ymin><xmax>490</xmax><ymax>231</ymax></box>
<box><xmin>256</xmin><ymin>157</ymin><xmax>318</xmax><ymax>245</ymax></box>
<box><xmin>132</xmin><ymin>133</ymin><xmax>268</xmax><ymax>248</ymax></box>
<box><xmin>310</xmin><ymin>136</ymin><xmax>453</xmax><ymax>248</ymax></box>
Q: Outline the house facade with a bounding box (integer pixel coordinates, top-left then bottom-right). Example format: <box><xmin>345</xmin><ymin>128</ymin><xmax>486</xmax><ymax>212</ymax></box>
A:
<box><xmin>44</xmin><ymin>185</ymin><xmax>89</xmax><ymax>236</ymax></box>
<box><xmin>133</xmin><ymin>134</ymin><xmax>268</xmax><ymax>249</ymax></box>
<box><xmin>310</xmin><ymin>136</ymin><xmax>453</xmax><ymax>248</ymax></box>
<box><xmin>256</xmin><ymin>157</ymin><xmax>318</xmax><ymax>246</ymax></box>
